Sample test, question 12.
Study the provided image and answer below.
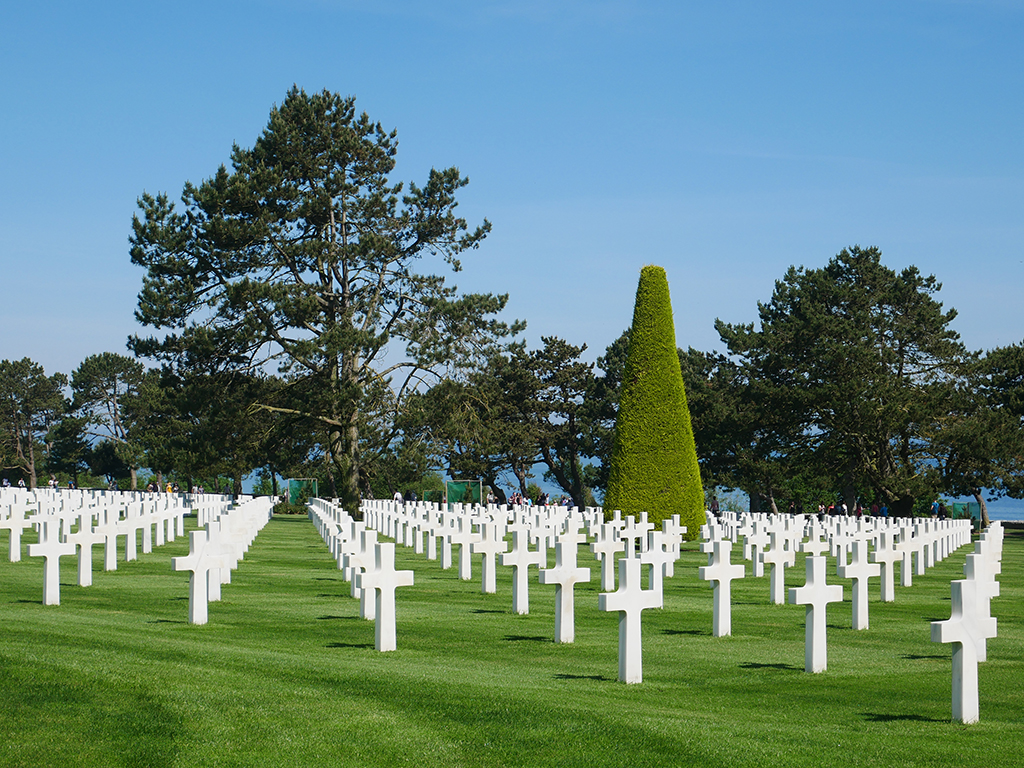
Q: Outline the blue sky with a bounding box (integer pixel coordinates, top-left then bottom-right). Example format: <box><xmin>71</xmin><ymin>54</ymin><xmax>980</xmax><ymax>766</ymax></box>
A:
<box><xmin>2</xmin><ymin>0</ymin><xmax>1023</xmax><ymax>380</ymax></box>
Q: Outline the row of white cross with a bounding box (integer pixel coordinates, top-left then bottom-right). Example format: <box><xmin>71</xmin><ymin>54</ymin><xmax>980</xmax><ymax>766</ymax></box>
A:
<box><xmin>698</xmin><ymin>513</ymin><xmax>973</xmax><ymax>640</ymax></box>
<box><xmin>311</xmin><ymin>499</ymin><xmax>688</xmax><ymax>681</ymax></box>
<box><xmin>700</xmin><ymin>511</ymin><xmax>1003</xmax><ymax>723</ymax></box>
<box><xmin>170</xmin><ymin>497</ymin><xmax>275</xmax><ymax>624</ymax></box>
<box><xmin>0</xmin><ymin>488</ymin><xmax>258</xmax><ymax>614</ymax></box>
<box><xmin>931</xmin><ymin>523</ymin><xmax>1003</xmax><ymax>723</ymax></box>
<box><xmin>0</xmin><ymin>488</ymin><xmax>199</xmax><ymax>604</ymax></box>
<box><xmin>312</xmin><ymin>498</ymin><xmax>997</xmax><ymax>707</ymax></box>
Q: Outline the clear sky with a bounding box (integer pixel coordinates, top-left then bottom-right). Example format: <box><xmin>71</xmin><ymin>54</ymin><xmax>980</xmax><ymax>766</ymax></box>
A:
<box><xmin>2</xmin><ymin>0</ymin><xmax>1022</xmax><ymax>380</ymax></box>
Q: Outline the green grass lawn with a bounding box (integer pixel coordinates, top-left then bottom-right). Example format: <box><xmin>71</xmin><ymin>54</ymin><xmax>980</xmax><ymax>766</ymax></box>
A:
<box><xmin>1</xmin><ymin>514</ymin><xmax>1021</xmax><ymax>767</ymax></box>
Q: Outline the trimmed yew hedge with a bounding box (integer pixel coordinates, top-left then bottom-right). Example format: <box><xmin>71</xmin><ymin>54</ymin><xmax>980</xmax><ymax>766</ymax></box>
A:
<box><xmin>603</xmin><ymin>265</ymin><xmax>704</xmax><ymax>536</ymax></box>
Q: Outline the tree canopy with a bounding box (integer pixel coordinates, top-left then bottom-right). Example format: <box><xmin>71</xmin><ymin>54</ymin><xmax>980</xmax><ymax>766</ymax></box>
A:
<box><xmin>710</xmin><ymin>246</ymin><xmax>974</xmax><ymax>515</ymax></box>
<box><xmin>129</xmin><ymin>87</ymin><xmax>520</xmax><ymax>509</ymax></box>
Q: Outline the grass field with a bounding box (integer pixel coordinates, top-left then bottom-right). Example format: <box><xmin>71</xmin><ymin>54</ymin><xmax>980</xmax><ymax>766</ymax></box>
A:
<box><xmin>1</xmin><ymin>513</ymin><xmax>1021</xmax><ymax>767</ymax></box>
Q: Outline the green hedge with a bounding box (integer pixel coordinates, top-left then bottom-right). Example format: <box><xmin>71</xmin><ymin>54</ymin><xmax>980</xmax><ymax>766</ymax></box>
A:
<box><xmin>603</xmin><ymin>265</ymin><xmax>704</xmax><ymax>537</ymax></box>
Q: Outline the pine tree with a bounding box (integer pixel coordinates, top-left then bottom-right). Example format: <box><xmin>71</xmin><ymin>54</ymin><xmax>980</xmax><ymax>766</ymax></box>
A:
<box><xmin>603</xmin><ymin>266</ymin><xmax>704</xmax><ymax>535</ymax></box>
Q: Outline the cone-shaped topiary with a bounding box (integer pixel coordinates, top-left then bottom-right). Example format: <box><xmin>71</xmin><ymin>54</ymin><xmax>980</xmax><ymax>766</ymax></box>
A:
<box><xmin>604</xmin><ymin>265</ymin><xmax>704</xmax><ymax>537</ymax></box>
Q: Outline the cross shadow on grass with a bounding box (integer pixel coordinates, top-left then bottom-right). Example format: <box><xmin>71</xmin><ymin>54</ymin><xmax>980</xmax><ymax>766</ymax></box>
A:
<box><xmin>148</xmin><ymin>619</ymin><xmax>187</xmax><ymax>624</ymax></box>
<box><xmin>554</xmin><ymin>673</ymin><xmax>611</xmax><ymax>682</ymax></box>
<box><xmin>313</xmin><ymin>577</ymin><xmax>339</xmax><ymax>581</ymax></box>
<box><xmin>903</xmin><ymin>653</ymin><xmax>946</xmax><ymax>661</ymax></box>
<box><xmin>861</xmin><ymin>712</ymin><xmax>945</xmax><ymax>723</ymax></box>
<box><xmin>739</xmin><ymin>662</ymin><xmax>802</xmax><ymax>672</ymax></box>
<box><xmin>503</xmin><ymin>634</ymin><xmax>548</xmax><ymax>643</ymax></box>
<box><xmin>473</xmin><ymin>609</ymin><xmax>505</xmax><ymax>614</ymax></box>
<box><xmin>662</xmin><ymin>628</ymin><xmax>706</xmax><ymax>636</ymax></box>
<box><xmin>317</xmin><ymin>615</ymin><xmax>358</xmax><ymax>621</ymax></box>
<box><xmin>326</xmin><ymin>641</ymin><xmax>374</xmax><ymax>649</ymax></box>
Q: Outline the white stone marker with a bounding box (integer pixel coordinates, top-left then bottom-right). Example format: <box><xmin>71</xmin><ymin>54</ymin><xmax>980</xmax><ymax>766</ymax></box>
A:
<box><xmin>641</xmin><ymin>531</ymin><xmax>675</xmax><ymax>596</ymax></box>
<box><xmin>0</xmin><ymin>503</ymin><xmax>30</xmax><ymax>562</ymax></box>
<box><xmin>26</xmin><ymin>515</ymin><xmax>76</xmax><ymax>606</ymax></box>
<box><xmin>619</xmin><ymin>515</ymin><xmax>650</xmax><ymax>557</ymax></box>
<box><xmin>746</xmin><ymin>523</ymin><xmax>769</xmax><ymax>578</ymax></box>
<box><xmin>760</xmin><ymin>530</ymin><xmax>795</xmax><ymax>605</ymax></box>
<box><xmin>172</xmin><ymin>529</ymin><xmax>226</xmax><ymax>625</ymax></box>
<box><xmin>67</xmin><ymin>509</ymin><xmax>102</xmax><ymax>587</ymax></box>
<box><xmin>357</xmin><ymin>542</ymin><xmax>414</xmax><ymax>652</ymax></box>
<box><xmin>931</xmin><ymin>578</ymin><xmax>997</xmax><ymax>724</ymax></box>
<box><xmin>661</xmin><ymin>516</ymin><xmax>686</xmax><ymax>578</ymax></box>
<box><xmin>345</xmin><ymin>528</ymin><xmax>379</xmax><ymax>620</ymax></box>
<box><xmin>871</xmin><ymin>530</ymin><xmax>900</xmax><ymax>603</ymax></box>
<box><xmin>896</xmin><ymin>525</ymin><xmax>915</xmax><ymax>587</ymax></box>
<box><xmin>449</xmin><ymin>517</ymin><xmax>480</xmax><ymax>581</ymax></box>
<box><xmin>97</xmin><ymin>506</ymin><xmax>121</xmax><ymax>571</ymax></box>
<box><xmin>538</xmin><ymin>536</ymin><xmax>591</xmax><ymax>643</ymax></box>
<box><xmin>471</xmin><ymin>522</ymin><xmax>508</xmax><ymax>594</ymax></box>
<box><xmin>598</xmin><ymin>556</ymin><xmax>662</xmax><ymax>683</ymax></box>
<box><xmin>590</xmin><ymin>522</ymin><xmax>625</xmax><ymax>591</ymax></box>
<box><xmin>500</xmin><ymin>525</ymin><xmax>545</xmax><ymax>614</ymax></box>
<box><xmin>799</xmin><ymin>531</ymin><xmax>829</xmax><ymax>558</ymax></box>
<box><xmin>836</xmin><ymin>539</ymin><xmax>880</xmax><ymax>630</ymax></box>
<box><xmin>788</xmin><ymin>555</ymin><xmax>844</xmax><ymax>673</ymax></box>
<box><xmin>963</xmin><ymin>553</ymin><xmax>999</xmax><ymax>663</ymax></box>
<box><xmin>598</xmin><ymin>552</ymin><xmax>659</xmax><ymax>684</ymax></box>
<box><xmin>699</xmin><ymin>539</ymin><xmax>745</xmax><ymax>637</ymax></box>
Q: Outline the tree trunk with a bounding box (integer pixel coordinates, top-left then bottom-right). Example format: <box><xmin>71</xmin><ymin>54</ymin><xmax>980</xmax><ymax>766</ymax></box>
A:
<box><xmin>130</xmin><ymin>467</ymin><xmax>138</xmax><ymax>491</ymax></box>
<box><xmin>971</xmin><ymin>488</ymin><xmax>990</xmax><ymax>528</ymax></box>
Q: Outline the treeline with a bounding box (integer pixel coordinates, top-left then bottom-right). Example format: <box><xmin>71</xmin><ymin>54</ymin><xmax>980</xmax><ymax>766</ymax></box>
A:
<box><xmin>4</xmin><ymin>88</ymin><xmax>1022</xmax><ymax>522</ymax></box>
<box><xmin>4</xmin><ymin>244</ymin><xmax>1023</xmax><ymax>525</ymax></box>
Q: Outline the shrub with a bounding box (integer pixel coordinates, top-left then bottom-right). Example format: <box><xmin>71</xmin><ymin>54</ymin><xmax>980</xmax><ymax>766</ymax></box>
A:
<box><xmin>603</xmin><ymin>265</ymin><xmax>704</xmax><ymax>536</ymax></box>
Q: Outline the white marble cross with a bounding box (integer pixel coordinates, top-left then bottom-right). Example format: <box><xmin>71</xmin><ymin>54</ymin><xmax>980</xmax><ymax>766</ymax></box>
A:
<box><xmin>598</xmin><ymin>555</ymin><xmax>662</xmax><ymax>683</ymax></box>
<box><xmin>760</xmin><ymin>530</ymin><xmax>795</xmax><ymax>605</ymax></box>
<box><xmin>896</xmin><ymin>525</ymin><xmax>915</xmax><ymax>587</ymax></box>
<box><xmin>356</xmin><ymin>542</ymin><xmax>415</xmax><ymax>652</ymax></box>
<box><xmin>448</xmin><ymin>517</ymin><xmax>480</xmax><ymax>581</ymax></box>
<box><xmin>471</xmin><ymin>522</ymin><xmax>508</xmax><ymax>594</ymax></box>
<box><xmin>641</xmin><ymin>530</ymin><xmax>675</xmax><ymax>596</ymax></box>
<box><xmin>0</xmin><ymin>503</ymin><xmax>31</xmax><ymax>562</ymax></box>
<box><xmin>66</xmin><ymin>509</ymin><xmax>102</xmax><ymax>587</ymax></box>
<box><xmin>746</xmin><ymin>523</ymin><xmax>770</xmax><ymax>578</ymax></box>
<box><xmin>96</xmin><ymin>506</ymin><xmax>121</xmax><ymax>571</ymax></box>
<box><xmin>871</xmin><ymin>530</ymin><xmax>900</xmax><ymax>603</ymax></box>
<box><xmin>172</xmin><ymin>528</ymin><xmax>227</xmax><ymax>625</ymax></box>
<box><xmin>963</xmin><ymin>553</ymin><xmax>1000</xmax><ymax>662</ymax></box>
<box><xmin>590</xmin><ymin>522</ymin><xmax>625</xmax><ymax>591</ymax></box>
<box><xmin>788</xmin><ymin>555</ymin><xmax>844</xmax><ymax>673</ymax></box>
<box><xmin>500</xmin><ymin>525</ymin><xmax>545</xmax><ymax>614</ymax></box>
<box><xmin>344</xmin><ymin>528</ymin><xmax>379</xmax><ymax>620</ymax></box>
<box><xmin>538</xmin><ymin>536</ymin><xmax>591</xmax><ymax>643</ymax></box>
<box><xmin>660</xmin><ymin>515</ymin><xmax>686</xmax><ymax>577</ymax></box>
<box><xmin>699</xmin><ymin>539</ymin><xmax>745</xmax><ymax>637</ymax></box>
<box><xmin>931</xmin><ymin>578</ymin><xmax>997</xmax><ymax>723</ymax></box>
<box><xmin>800</xmin><ymin>522</ymin><xmax>830</xmax><ymax>557</ymax></box>
<box><xmin>836</xmin><ymin>539</ymin><xmax>880</xmax><ymax>630</ymax></box>
<box><xmin>26</xmin><ymin>514</ymin><xmax>76</xmax><ymax>606</ymax></box>
<box><xmin>620</xmin><ymin>515</ymin><xmax>652</xmax><ymax>556</ymax></box>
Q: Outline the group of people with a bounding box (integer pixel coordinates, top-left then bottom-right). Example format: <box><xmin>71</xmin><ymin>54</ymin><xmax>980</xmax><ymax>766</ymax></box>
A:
<box><xmin>145</xmin><ymin>481</ymin><xmax>183</xmax><ymax>494</ymax></box>
<box><xmin>814</xmin><ymin>501</ymin><xmax>891</xmax><ymax>518</ymax></box>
